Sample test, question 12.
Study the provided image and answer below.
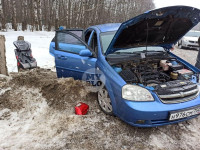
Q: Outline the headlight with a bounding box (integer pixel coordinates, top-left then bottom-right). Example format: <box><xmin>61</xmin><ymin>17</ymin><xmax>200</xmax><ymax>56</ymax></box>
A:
<box><xmin>122</xmin><ymin>84</ymin><xmax>154</xmax><ymax>101</ymax></box>
<box><xmin>183</xmin><ymin>39</ymin><xmax>188</xmax><ymax>42</ymax></box>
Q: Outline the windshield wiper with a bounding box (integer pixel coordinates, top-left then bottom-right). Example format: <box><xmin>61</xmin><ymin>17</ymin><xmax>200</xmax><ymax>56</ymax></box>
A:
<box><xmin>114</xmin><ymin>52</ymin><xmax>132</xmax><ymax>54</ymax></box>
<box><xmin>113</xmin><ymin>50</ymin><xmax>164</xmax><ymax>55</ymax></box>
<box><xmin>113</xmin><ymin>52</ymin><xmax>140</xmax><ymax>55</ymax></box>
<box><xmin>142</xmin><ymin>50</ymin><xmax>164</xmax><ymax>53</ymax></box>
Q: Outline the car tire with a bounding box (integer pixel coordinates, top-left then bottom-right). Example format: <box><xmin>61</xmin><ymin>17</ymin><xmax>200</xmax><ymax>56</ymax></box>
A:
<box><xmin>178</xmin><ymin>41</ymin><xmax>183</xmax><ymax>49</ymax></box>
<box><xmin>97</xmin><ymin>87</ymin><xmax>113</xmax><ymax>115</ymax></box>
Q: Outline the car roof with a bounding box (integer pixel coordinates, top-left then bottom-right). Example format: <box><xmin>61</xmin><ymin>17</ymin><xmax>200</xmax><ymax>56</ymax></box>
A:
<box><xmin>188</xmin><ymin>30</ymin><xmax>200</xmax><ymax>33</ymax></box>
<box><xmin>92</xmin><ymin>23</ymin><xmax>121</xmax><ymax>33</ymax></box>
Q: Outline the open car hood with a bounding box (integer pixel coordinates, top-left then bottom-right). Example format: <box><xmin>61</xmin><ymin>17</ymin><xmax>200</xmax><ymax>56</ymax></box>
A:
<box><xmin>105</xmin><ymin>6</ymin><xmax>200</xmax><ymax>55</ymax></box>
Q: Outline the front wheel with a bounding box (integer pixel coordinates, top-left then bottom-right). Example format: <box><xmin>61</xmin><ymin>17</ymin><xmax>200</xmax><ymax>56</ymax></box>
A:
<box><xmin>178</xmin><ymin>41</ymin><xmax>183</xmax><ymax>49</ymax></box>
<box><xmin>97</xmin><ymin>88</ymin><xmax>113</xmax><ymax>115</ymax></box>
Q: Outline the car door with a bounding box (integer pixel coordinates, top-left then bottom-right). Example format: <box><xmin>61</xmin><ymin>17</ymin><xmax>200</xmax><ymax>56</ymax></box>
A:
<box><xmin>50</xmin><ymin>29</ymin><xmax>84</xmax><ymax>56</ymax></box>
<box><xmin>54</xmin><ymin>30</ymin><xmax>97</xmax><ymax>80</ymax></box>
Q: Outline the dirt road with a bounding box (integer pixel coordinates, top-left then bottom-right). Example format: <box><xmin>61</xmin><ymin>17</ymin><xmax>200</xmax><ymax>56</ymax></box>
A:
<box><xmin>0</xmin><ymin>48</ymin><xmax>200</xmax><ymax>150</ymax></box>
<box><xmin>172</xmin><ymin>46</ymin><xmax>198</xmax><ymax>66</ymax></box>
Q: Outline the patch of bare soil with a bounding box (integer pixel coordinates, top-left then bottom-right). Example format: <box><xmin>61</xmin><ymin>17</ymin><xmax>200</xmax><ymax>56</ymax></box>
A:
<box><xmin>10</xmin><ymin>68</ymin><xmax>91</xmax><ymax>110</ymax></box>
<box><xmin>0</xmin><ymin>75</ymin><xmax>23</xmax><ymax>110</ymax></box>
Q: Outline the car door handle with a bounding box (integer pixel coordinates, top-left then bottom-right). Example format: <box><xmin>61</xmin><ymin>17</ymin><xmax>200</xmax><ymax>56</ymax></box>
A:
<box><xmin>52</xmin><ymin>46</ymin><xmax>55</xmax><ymax>49</ymax></box>
<box><xmin>57</xmin><ymin>55</ymin><xmax>68</xmax><ymax>60</ymax></box>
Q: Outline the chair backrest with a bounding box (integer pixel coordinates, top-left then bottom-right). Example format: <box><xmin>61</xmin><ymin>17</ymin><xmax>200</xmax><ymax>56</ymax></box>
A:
<box><xmin>13</xmin><ymin>40</ymin><xmax>31</xmax><ymax>51</ymax></box>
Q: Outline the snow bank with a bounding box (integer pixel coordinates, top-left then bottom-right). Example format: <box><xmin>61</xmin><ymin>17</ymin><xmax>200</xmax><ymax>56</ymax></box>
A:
<box><xmin>0</xmin><ymin>88</ymin><xmax>70</xmax><ymax>149</ymax></box>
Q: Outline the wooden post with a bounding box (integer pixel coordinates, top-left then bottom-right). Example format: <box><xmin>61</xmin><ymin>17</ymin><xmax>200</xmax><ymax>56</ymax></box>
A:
<box><xmin>0</xmin><ymin>35</ymin><xmax>8</xmax><ymax>75</ymax></box>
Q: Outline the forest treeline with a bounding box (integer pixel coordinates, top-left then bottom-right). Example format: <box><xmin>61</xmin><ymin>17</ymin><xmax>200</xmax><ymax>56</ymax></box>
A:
<box><xmin>0</xmin><ymin>0</ymin><xmax>155</xmax><ymax>31</ymax></box>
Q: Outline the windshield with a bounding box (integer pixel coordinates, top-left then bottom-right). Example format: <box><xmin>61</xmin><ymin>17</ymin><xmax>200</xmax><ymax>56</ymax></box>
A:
<box><xmin>100</xmin><ymin>31</ymin><xmax>116</xmax><ymax>53</ymax></box>
<box><xmin>100</xmin><ymin>31</ymin><xmax>164</xmax><ymax>54</ymax></box>
<box><xmin>185</xmin><ymin>31</ymin><xmax>200</xmax><ymax>37</ymax></box>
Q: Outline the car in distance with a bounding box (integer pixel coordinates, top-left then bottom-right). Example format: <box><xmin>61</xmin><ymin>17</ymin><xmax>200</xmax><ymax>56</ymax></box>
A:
<box><xmin>178</xmin><ymin>30</ymin><xmax>200</xmax><ymax>50</ymax></box>
<box><xmin>50</xmin><ymin>6</ymin><xmax>200</xmax><ymax>127</ymax></box>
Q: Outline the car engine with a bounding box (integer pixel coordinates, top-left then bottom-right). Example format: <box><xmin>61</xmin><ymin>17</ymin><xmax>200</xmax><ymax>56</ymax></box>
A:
<box><xmin>110</xmin><ymin>52</ymin><xmax>199</xmax><ymax>103</ymax></box>
<box><xmin>112</xmin><ymin>55</ymin><xmax>194</xmax><ymax>85</ymax></box>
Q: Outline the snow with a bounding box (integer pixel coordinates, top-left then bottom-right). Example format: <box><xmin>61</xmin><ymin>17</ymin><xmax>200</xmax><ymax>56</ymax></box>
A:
<box><xmin>0</xmin><ymin>88</ymin><xmax>67</xmax><ymax>149</ymax></box>
<box><xmin>0</xmin><ymin>87</ymin><xmax>11</xmax><ymax>96</ymax></box>
<box><xmin>0</xmin><ymin>31</ymin><xmax>55</xmax><ymax>72</ymax></box>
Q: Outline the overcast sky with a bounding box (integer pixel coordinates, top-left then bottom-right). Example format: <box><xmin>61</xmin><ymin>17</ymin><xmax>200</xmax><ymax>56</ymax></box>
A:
<box><xmin>154</xmin><ymin>0</ymin><xmax>200</xmax><ymax>9</ymax></box>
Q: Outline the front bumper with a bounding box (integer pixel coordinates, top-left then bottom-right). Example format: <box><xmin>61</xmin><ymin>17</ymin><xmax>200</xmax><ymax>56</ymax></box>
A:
<box><xmin>183</xmin><ymin>41</ymin><xmax>199</xmax><ymax>49</ymax></box>
<box><xmin>114</xmin><ymin>93</ymin><xmax>200</xmax><ymax>127</ymax></box>
<box><xmin>126</xmin><ymin>114</ymin><xmax>200</xmax><ymax>127</ymax></box>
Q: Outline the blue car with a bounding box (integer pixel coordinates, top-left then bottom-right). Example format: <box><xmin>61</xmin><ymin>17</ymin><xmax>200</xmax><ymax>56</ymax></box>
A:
<box><xmin>50</xmin><ymin>6</ymin><xmax>200</xmax><ymax>127</ymax></box>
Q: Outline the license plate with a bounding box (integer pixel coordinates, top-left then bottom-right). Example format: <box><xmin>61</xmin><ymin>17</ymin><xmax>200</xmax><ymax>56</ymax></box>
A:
<box><xmin>169</xmin><ymin>106</ymin><xmax>200</xmax><ymax>121</ymax></box>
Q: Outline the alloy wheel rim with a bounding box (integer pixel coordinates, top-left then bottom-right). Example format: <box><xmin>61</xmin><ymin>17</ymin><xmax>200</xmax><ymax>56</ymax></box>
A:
<box><xmin>98</xmin><ymin>88</ymin><xmax>112</xmax><ymax>113</ymax></box>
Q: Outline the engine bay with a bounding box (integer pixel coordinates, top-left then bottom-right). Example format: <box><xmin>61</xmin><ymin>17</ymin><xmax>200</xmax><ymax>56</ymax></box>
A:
<box><xmin>110</xmin><ymin>51</ymin><xmax>197</xmax><ymax>87</ymax></box>
<box><xmin>109</xmin><ymin>51</ymin><xmax>199</xmax><ymax>103</ymax></box>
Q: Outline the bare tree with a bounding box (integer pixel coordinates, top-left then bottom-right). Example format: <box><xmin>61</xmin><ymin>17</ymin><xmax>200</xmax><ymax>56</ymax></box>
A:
<box><xmin>0</xmin><ymin>0</ymin><xmax>6</xmax><ymax>30</ymax></box>
<box><xmin>37</xmin><ymin>0</ymin><xmax>42</xmax><ymax>30</ymax></box>
<box><xmin>22</xmin><ymin>0</ymin><xmax>27</xmax><ymax>31</ymax></box>
<box><xmin>12</xmin><ymin>0</ymin><xmax>17</xmax><ymax>31</ymax></box>
<box><xmin>33</xmin><ymin>0</ymin><xmax>38</xmax><ymax>30</ymax></box>
<box><xmin>0</xmin><ymin>0</ymin><xmax>155</xmax><ymax>31</ymax></box>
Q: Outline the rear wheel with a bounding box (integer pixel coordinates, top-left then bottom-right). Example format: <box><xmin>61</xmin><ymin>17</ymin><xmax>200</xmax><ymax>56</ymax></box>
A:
<box><xmin>97</xmin><ymin>88</ymin><xmax>113</xmax><ymax>115</ymax></box>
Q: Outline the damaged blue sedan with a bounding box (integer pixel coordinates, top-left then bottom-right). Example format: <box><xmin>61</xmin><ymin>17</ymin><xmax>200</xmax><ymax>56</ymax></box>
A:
<box><xmin>50</xmin><ymin>6</ymin><xmax>200</xmax><ymax>127</ymax></box>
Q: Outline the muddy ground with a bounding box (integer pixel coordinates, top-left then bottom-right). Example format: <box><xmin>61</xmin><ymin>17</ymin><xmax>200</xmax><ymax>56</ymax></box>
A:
<box><xmin>0</xmin><ymin>47</ymin><xmax>200</xmax><ymax>150</ymax></box>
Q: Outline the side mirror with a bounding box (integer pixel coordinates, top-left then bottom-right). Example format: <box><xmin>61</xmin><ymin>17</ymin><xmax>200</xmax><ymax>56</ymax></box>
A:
<box><xmin>79</xmin><ymin>49</ymin><xmax>92</xmax><ymax>57</ymax></box>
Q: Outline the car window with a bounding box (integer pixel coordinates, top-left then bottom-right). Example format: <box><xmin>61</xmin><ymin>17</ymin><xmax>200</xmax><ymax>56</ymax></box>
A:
<box><xmin>100</xmin><ymin>31</ymin><xmax>116</xmax><ymax>53</ymax></box>
<box><xmin>185</xmin><ymin>31</ymin><xmax>200</xmax><ymax>37</ymax></box>
<box><xmin>56</xmin><ymin>32</ymin><xmax>87</xmax><ymax>54</ymax></box>
<box><xmin>90</xmin><ymin>32</ymin><xmax>98</xmax><ymax>54</ymax></box>
<box><xmin>57</xmin><ymin>32</ymin><xmax>83</xmax><ymax>45</ymax></box>
<box><xmin>101</xmin><ymin>31</ymin><xmax>164</xmax><ymax>54</ymax></box>
<box><xmin>69</xmin><ymin>31</ymin><xmax>83</xmax><ymax>39</ymax></box>
<box><xmin>85</xmin><ymin>30</ymin><xmax>92</xmax><ymax>44</ymax></box>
